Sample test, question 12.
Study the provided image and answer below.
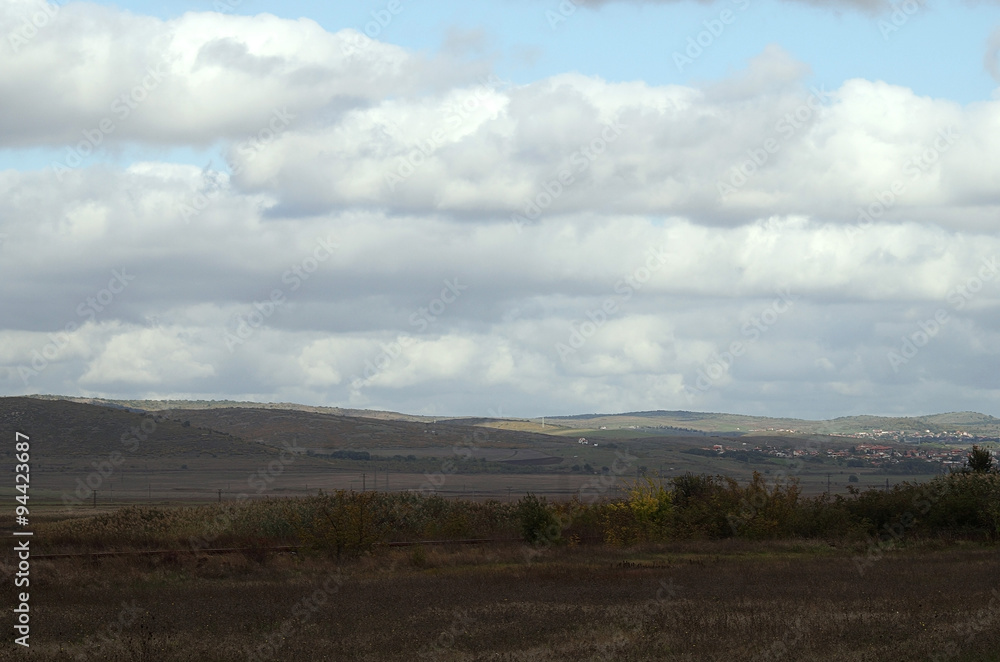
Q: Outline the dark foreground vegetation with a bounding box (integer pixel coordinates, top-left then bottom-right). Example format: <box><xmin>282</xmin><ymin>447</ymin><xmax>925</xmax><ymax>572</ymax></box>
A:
<box><xmin>6</xmin><ymin>469</ymin><xmax>999</xmax><ymax>661</ymax></box>
<box><xmin>36</xmin><ymin>469</ymin><xmax>1000</xmax><ymax>556</ymax></box>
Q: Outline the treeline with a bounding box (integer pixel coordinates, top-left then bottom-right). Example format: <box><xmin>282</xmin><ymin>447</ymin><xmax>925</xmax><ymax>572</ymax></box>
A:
<box><xmin>42</xmin><ymin>470</ymin><xmax>1000</xmax><ymax>559</ymax></box>
<box><xmin>305</xmin><ymin>451</ymin><xmax>573</xmax><ymax>474</ymax></box>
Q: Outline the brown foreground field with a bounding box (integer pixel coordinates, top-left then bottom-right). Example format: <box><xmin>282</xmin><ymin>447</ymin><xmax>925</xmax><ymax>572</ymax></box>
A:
<box><xmin>3</xmin><ymin>539</ymin><xmax>999</xmax><ymax>662</ymax></box>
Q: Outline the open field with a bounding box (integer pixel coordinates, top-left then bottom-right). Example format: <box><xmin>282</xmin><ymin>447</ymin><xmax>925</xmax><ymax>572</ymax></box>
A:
<box><xmin>1</xmin><ymin>397</ymin><xmax>962</xmax><ymax>508</ymax></box>
<box><xmin>0</xmin><ymin>468</ymin><xmax>945</xmax><ymax>509</ymax></box>
<box><xmin>2</xmin><ymin>539</ymin><xmax>998</xmax><ymax>661</ymax></box>
<box><xmin>5</xmin><ymin>396</ymin><xmax>1000</xmax><ymax>660</ymax></box>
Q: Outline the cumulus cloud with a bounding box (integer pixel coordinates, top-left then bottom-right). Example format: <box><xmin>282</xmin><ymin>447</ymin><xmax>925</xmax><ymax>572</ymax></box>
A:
<box><xmin>80</xmin><ymin>325</ymin><xmax>216</xmax><ymax>386</ymax></box>
<box><xmin>2</xmin><ymin>1</ymin><xmax>999</xmax><ymax>418</ymax></box>
<box><xmin>230</xmin><ymin>57</ymin><xmax>998</xmax><ymax>230</ymax></box>
<box><xmin>0</xmin><ymin>1</ymin><xmax>487</xmax><ymax>149</ymax></box>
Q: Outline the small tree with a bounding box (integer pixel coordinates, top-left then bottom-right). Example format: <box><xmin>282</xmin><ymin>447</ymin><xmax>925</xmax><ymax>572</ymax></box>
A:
<box><xmin>966</xmin><ymin>445</ymin><xmax>995</xmax><ymax>474</ymax></box>
<box><xmin>515</xmin><ymin>494</ymin><xmax>559</xmax><ymax>545</ymax></box>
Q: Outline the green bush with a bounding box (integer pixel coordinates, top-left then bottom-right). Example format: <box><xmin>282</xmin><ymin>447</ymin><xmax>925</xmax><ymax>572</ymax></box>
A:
<box><xmin>515</xmin><ymin>494</ymin><xmax>559</xmax><ymax>545</ymax></box>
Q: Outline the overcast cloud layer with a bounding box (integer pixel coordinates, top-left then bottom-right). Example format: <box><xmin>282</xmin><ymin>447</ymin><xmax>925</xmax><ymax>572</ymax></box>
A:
<box><xmin>2</xmin><ymin>0</ymin><xmax>999</xmax><ymax>419</ymax></box>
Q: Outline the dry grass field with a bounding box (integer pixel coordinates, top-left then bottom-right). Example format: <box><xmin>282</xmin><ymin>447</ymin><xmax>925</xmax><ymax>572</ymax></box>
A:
<box><xmin>6</xmin><ymin>397</ymin><xmax>999</xmax><ymax>661</ymax></box>
<box><xmin>3</xmin><ymin>539</ymin><xmax>998</xmax><ymax>661</ymax></box>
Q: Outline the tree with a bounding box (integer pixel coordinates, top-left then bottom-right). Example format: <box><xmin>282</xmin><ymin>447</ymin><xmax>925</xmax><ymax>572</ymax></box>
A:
<box><xmin>515</xmin><ymin>494</ymin><xmax>558</xmax><ymax>545</ymax></box>
<box><xmin>966</xmin><ymin>445</ymin><xmax>995</xmax><ymax>473</ymax></box>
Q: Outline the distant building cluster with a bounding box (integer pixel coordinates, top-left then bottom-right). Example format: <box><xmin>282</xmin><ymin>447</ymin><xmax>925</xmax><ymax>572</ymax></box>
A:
<box><xmin>701</xmin><ymin>439</ymin><xmax>996</xmax><ymax>469</ymax></box>
<box><xmin>842</xmin><ymin>429</ymin><xmax>986</xmax><ymax>443</ymax></box>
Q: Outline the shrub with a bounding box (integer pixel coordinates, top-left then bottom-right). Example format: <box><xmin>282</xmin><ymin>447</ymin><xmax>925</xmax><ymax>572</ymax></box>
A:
<box><xmin>966</xmin><ymin>445</ymin><xmax>995</xmax><ymax>473</ymax></box>
<box><xmin>515</xmin><ymin>494</ymin><xmax>558</xmax><ymax>545</ymax></box>
<box><xmin>286</xmin><ymin>491</ymin><xmax>394</xmax><ymax>560</ymax></box>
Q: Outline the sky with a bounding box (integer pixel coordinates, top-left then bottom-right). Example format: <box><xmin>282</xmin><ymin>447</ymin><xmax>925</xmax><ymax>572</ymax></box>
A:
<box><xmin>1</xmin><ymin>0</ymin><xmax>999</xmax><ymax>420</ymax></box>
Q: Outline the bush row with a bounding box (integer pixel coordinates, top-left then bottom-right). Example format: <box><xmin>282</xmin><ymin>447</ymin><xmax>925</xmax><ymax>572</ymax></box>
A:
<box><xmin>41</xmin><ymin>471</ymin><xmax>1000</xmax><ymax>557</ymax></box>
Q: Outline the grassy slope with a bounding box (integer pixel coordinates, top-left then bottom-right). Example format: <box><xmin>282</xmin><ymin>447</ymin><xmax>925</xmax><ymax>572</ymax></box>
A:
<box><xmin>27</xmin><ymin>395</ymin><xmax>1000</xmax><ymax>436</ymax></box>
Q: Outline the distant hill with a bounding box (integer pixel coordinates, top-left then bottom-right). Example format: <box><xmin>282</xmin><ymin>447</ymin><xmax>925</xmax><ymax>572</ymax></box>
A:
<box><xmin>538</xmin><ymin>410</ymin><xmax>1000</xmax><ymax>437</ymax></box>
<box><xmin>0</xmin><ymin>396</ymin><xmax>276</xmax><ymax>460</ymax></box>
<box><xmin>156</xmin><ymin>407</ymin><xmax>558</xmax><ymax>451</ymax></box>
<box><xmin>17</xmin><ymin>395</ymin><xmax>564</xmax><ymax>452</ymax></box>
<box><xmin>27</xmin><ymin>394</ymin><xmax>444</xmax><ymax>423</ymax></box>
<box><xmin>20</xmin><ymin>395</ymin><xmax>1000</xmax><ymax>439</ymax></box>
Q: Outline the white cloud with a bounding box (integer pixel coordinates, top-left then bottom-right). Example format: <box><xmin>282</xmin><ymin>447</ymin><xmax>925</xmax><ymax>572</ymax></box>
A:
<box><xmin>79</xmin><ymin>325</ymin><xmax>216</xmax><ymax>386</ymax></box>
<box><xmin>2</xmin><ymin>4</ymin><xmax>1000</xmax><ymax>418</ymax></box>
<box><xmin>226</xmin><ymin>57</ymin><xmax>1000</xmax><ymax>231</ymax></box>
<box><xmin>0</xmin><ymin>2</ymin><xmax>486</xmax><ymax>149</ymax></box>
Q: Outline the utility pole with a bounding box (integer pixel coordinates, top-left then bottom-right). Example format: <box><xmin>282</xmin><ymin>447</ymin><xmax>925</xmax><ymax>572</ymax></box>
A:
<box><xmin>92</xmin><ymin>490</ymin><xmax>96</xmax><ymax>508</ymax></box>
<box><xmin>827</xmin><ymin>473</ymin><xmax>831</xmax><ymax>496</ymax></box>
<box><xmin>362</xmin><ymin>473</ymin><xmax>366</xmax><ymax>492</ymax></box>
<box><xmin>218</xmin><ymin>489</ymin><xmax>222</xmax><ymax>503</ymax></box>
